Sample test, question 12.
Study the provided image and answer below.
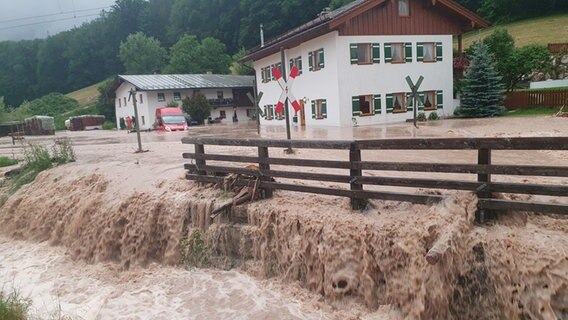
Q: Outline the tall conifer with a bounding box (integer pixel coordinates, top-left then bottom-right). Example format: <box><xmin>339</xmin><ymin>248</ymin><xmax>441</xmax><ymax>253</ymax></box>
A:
<box><xmin>457</xmin><ymin>42</ymin><xmax>505</xmax><ymax>118</ymax></box>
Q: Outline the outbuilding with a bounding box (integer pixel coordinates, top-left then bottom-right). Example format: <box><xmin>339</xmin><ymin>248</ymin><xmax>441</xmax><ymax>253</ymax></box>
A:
<box><xmin>109</xmin><ymin>74</ymin><xmax>255</xmax><ymax>130</ymax></box>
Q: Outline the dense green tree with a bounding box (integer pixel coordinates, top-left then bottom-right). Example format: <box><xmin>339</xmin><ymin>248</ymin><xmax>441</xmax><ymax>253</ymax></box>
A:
<box><xmin>140</xmin><ymin>0</ymin><xmax>175</xmax><ymax>46</ymax></box>
<box><xmin>501</xmin><ymin>44</ymin><xmax>551</xmax><ymax>91</ymax></box>
<box><xmin>166</xmin><ymin>36</ymin><xmax>231</xmax><ymax>74</ymax></box>
<box><xmin>36</xmin><ymin>32</ymin><xmax>72</xmax><ymax>95</ymax></box>
<box><xmin>483</xmin><ymin>29</ymin><xmax>551</xmax><ymax>91</ymax></box>
<box><xmin>165</xmin><ymin>35</ymin><xmax>201</xmax><ymax>74</ymax></box>
<box><xmin>119</xmin><ymin>32</ymin><xmax>168</xmax><ymax>74</ymax></box>
<box><xmin>329</xmin><ymin>0</ymin><xmax>353</xmax><ymax>10</ymax></box>
<box><xmin>456</xmin><ymin>42</ymin><xmax>505</xmax><ymax>118</ymax></box>
<box><xmin>182</xmin><ymin>93</ymin><xmax>211</xmax><ymax>124</ymax></box>
<box><xmin>95</xmin><ymin>78</ymin><xmax>117</xmax><ymax>123</ymax></box>
<box><xmin>230</xmin><ymin>48</ymin><xmax>254</xmax><ymax>75</ymax></box>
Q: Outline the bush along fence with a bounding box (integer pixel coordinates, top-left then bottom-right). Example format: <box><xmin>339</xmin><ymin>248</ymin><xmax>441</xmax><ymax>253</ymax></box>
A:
<box><xmin>182</xmin><ymin>137</ymin><xmax>568</xmax><ymax>223</ymax></box>
<box><xmin>504</xmin><ymin>89</ymin><xmax>568</xmax><ymax>110</ymax></box>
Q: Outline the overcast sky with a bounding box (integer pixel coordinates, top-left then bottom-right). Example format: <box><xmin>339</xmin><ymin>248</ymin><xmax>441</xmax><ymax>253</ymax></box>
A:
<box><xmin>0</xmin><ymin>0</ymin><xmax>116</xmax><ymax>41</ymax></box>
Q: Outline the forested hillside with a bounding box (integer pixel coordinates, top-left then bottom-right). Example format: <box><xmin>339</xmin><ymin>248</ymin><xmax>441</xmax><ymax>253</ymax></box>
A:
<box><xmin>0</xmin><ymin>0</ymin><xmax>566</xmax><ymax>108</ymax></box>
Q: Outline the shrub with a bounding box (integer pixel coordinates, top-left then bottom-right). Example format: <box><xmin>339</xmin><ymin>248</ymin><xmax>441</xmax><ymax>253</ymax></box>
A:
<box><xmin>179</xmin><ymin>229</ymin><xmax>209</xmax><ymax>268</ymax></box>
<box><xmin>26</xmin><ymin>93</ymin><xmax>79</xmax><ymax>117</ymax></box>
<box><xmin>5</xmin><ymin>140</ymin><xmax>75</xmax><ymax>193</ymax></box>
<box><xmin>102</xmin><ymin>121</ymin><xmax>116</xmax><ymax>130</ymax></box>
<box><xmin>428</xmin><ymin>112</ymin><xmax>440</xmax><ymax>120</ymax></box>
<box><xmin>417</xmin><ymin>112</ymin><xmax>427</xmax><ymax>121</ymax></box>
<box><xmin>0</xmin><ymin>157</ymin><xmax>18</xmax><ymax>168</ymax></box>
<box><xmin>51</xmin><ymin>138</ymin><xmax>76</xmax><ymax>165</ymax></box>
<box><xmin>0</xmin><ymin>290</ymin><xmax>30</xmax><ymax>320</ymax></box>
<box><xmin>166</xmin><ymin>100</ymin><xmax>180</xmax><ymax>108</ymax></box>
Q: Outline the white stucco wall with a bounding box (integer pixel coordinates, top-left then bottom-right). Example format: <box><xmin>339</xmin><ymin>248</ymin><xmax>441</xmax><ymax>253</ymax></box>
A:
<box><xmin>255</xmin><ymin>32</ymin><xmax>341</xmax><ymax>127</ymax></box>
<box><xmin>115</xmin><ymin>84</ymin><xmax>253</xmax><ymax>130</ymax></box>
<box><xmin>253</xmin><ymin>33</ymin><xmax>455</xmax><ymax>128</ymax></box>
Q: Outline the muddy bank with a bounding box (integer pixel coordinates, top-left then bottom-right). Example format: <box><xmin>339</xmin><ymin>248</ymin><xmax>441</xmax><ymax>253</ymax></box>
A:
<box><xmin>1</xmin><ymin>166</ymin><xmax>567</xmax><ymax>319</ymax></box>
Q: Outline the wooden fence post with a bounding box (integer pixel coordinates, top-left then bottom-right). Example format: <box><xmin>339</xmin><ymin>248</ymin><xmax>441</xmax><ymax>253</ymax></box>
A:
<box><xmin>195</xmin><ymin>143</ymin><xmax>206</xmax><ymax>176</ymax></box>
<box><xmin>258</xmin><ymin>146</ymin><xmax>273</xmax><ymax>199</ymax></box>
<box><xmin>350</xmin><ymin>142</ymin><xmax>366</xmax><ymax>210</ymax></box>
<box><xmin>476</xmin><ymin>148</ymin><xmax>493</xmax><ymax>223</ymax></box>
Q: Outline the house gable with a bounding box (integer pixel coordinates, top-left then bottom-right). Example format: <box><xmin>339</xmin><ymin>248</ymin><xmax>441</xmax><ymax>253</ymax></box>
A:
<box><xmin>243</xmin><ymin>0</ymin><xmax>488</xmax><ymax>62</ymax></box>
<box><xmin>334</xmin><ymin>0</ymin><xmax>480</xmax><ymax>36</ymax></box>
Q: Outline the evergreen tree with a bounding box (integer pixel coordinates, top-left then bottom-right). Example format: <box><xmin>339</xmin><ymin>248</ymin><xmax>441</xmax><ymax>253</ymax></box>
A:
<box><xmin>456</xmin><ymin>42</ymin><xmax>505</xmax><ymax>118</ymax></box>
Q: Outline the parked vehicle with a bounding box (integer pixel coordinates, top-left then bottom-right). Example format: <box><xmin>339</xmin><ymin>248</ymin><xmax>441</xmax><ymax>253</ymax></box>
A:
<box><xmin>67</xmin><ymin>115</ymin><xmax>105</xmax><ymax>131</ymax></box>
<box><xmin>24</xmin><ymin>116</ymin><xmax>55</xmax><ymax>136</ymax></box>
<box><xmin>154</xmin><ymin>107</ymin><xmax>188</xmax><ymax>132</ymax></box>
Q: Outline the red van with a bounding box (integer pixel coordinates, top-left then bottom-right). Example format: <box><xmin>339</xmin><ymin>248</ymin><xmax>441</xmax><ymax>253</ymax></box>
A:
<box><xmin>154</xmin><ymin>107</ymin><xmax>188</xmax><ymax>132</ymax></box>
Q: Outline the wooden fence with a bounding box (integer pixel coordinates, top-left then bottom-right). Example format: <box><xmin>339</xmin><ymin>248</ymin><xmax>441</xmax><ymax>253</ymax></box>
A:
<box><xmin>504</xmin><ymin>89</ymin><xmax>568</xmax><ymax>110</ymax></box>
<box><xmin>182</xmin><ymin>137</ymin><xmax>568</xmax><ymax>222</ymax></box>
<box><xmin>548</xmin><ymin>43</ymin><xmax>568</xmax><ymax>54</ymax></box>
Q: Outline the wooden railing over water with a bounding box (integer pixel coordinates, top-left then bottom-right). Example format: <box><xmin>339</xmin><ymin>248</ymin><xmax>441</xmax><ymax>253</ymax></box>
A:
<box><xmin>182</xmin><ymin>137</ymin><xmax>568</xmax><ymax>222</ymax></box>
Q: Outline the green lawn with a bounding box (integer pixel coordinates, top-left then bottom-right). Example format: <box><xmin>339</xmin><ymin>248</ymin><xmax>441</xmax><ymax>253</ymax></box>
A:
<box><xmin>503</xmin><ymin>107</ymin><xmax>562</xmax><ymax>117</ymax></box>
<box><xmin>65</xmin><ymin>81</ymin><xmax>105</xmax><ymax>107</ymax></box>
<box><xmin>461</xmin><ymin>13</ymin><xmax>568</xmax><ymax>48</ymax></box>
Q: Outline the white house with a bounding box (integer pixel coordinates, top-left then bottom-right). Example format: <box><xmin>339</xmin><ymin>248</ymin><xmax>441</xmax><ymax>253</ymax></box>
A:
<box><xmin>110</xmin><ymin>74</ymin><xmax>255</xmax><ymax>130</ymax></box>
<box><xmin>242</xmin><ymin>0</ymin><xmax>488</xmax><ymax>127</ymax></box>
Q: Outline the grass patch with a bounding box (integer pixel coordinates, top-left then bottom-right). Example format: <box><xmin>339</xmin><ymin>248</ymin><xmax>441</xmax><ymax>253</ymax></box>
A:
<box><xmin>460</xmin><ymin>13</ymin><xmax>568</xmax><ymax>49</ymax></box>
<box><xmin>504</xmin><ymin>107</ymin><xmax>561</xmax><ymax>117</ymax></box>
<box><xmin>0</xmin><ymin>289</ymin><xmax>31</xmax><ymax>320</ymax></box>
<box><xmin>4</xmin><ymin>138</ymin><xmax>75</xmax><ymax>194</ymax></box>
<box><xmin>65</xmin><ymin>81</ymin><xmax>105</xmax><ymax>106</ymax></box>
<box><xmin>0</xmin><ymin>157</ymin><xmax>18</xmax><ymax>168</ymax></box>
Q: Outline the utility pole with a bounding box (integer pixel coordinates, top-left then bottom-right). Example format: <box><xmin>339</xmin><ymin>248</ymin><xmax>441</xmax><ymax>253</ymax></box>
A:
<box><xmin>129</xmin><ymin>88</ymin><xmax>145</xmax><ymax>153</ymax></box>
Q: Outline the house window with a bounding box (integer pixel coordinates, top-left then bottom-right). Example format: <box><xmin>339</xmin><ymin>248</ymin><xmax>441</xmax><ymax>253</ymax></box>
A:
<box><xmin>174</xmin><ymin>92</ymin><xmax>181</xmax><ymax>101</ymax></box>
<box><xmin>118</xmin><ymin>98</ymin><xmax>122</xmax><ymax>107</ymax></box>
<box><xmin>123</xmin><ymin>97</ymin><xmax>127</xmax><ymax>106</ymax></box>
<box><xmin>141</xmin><ymin>116</ymin><xmax>146</xmax><ymax>125</ymax></box>
<box><xmin>309</xmin><ymin>48</ymin><xmax>325</xmax><ymax>72</ymax></box>
<box><xmin>386</xmin><ymin>93</ymin><xmax>407</xmax><ymax>113</ymax></box>
<box><xmin>157</xmin><ymin>93</ymin><xmax>166</xmax><ymax>102</ymax></box>
<box><xmin>219</xmin><ymin>110</ymin><xmax>226</xmax><ymax>118</ymax></box>
<box><xmin>352</xmin><ymin>95</ymin><xmax>381</xmax><ymax>116</ymax></box>
<box><xmin>417</xmin><ymin>42</ymin><xmax>443</xmax><ymax>62</ymax></box>
<box><xmin>261</xmin><ymin>66</ymin><xmax>272</xmax><ymax>83</ymax></box>
<box><xmin>289</xmin><ymin>56</ymin><xmax>303</xmax><ymax>74</ymax></box>
<box><xmin>398</xmin><ymin>0</ymin><xmax>409</xmax><ymax>16</ymax></box>
<box><xmin>217</xmin><ymin>91</ymin><xmax>224</xmax><ymax>99</ymax></box>
<box><xmin>264</xmin><ymin>105</ymin><xmax>274</xmax><ymax>120</ymax></box>
<box><xmin>311</xmin><ymin>99</ymin><xmax>327</xmax><ymax>119</ymax></box>
<box><xmin>392</xmin><ymin>43</ymin><xmax>404</xmax><ymax>63</ymax></box>
<box><xmin>275</xmin><ymin>108</ymin><xmax>286</xmax><ymax>120</ymax></box>
<box><xmin>139</xmin><ymin>94</ymin><xmax>143</xmax><ymax>104</ymax></box>
<box><xmin>423</xmin><ymin>91</ymin><xmax>436</xmax><ymax>110</ymax></box>
<box><xmin>385</xmin><ymin>43</ymin><xmax>412</xmax><ymax>63</ymax></box>
<box><xmin>350</xmin><ymin>43</ymin><xmax>380</xmax><ymax>65</ymax></box>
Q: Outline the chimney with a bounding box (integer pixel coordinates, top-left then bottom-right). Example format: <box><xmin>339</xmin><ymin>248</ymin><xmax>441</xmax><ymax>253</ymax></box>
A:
<box><xmin>260</xmin><ymin>24</ymin><xmax>265</xmax><ymax>47</ymax></box>
<box><xmin>318</xmin><ymin>7</ymin><xmax>331</xmax><ymax>17</ymax></box>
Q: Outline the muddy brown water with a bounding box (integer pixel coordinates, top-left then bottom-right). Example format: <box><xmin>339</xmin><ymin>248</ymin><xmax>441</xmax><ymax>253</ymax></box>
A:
<box><xmin>0</xmin><ymin>117</ymin><xmax>567</xmax><ymax>319</ymax></box>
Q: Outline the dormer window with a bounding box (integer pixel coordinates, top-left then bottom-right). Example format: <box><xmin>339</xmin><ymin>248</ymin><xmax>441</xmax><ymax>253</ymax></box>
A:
<box><xmin>398</xmin><ymin>0</ymin><xmax>409</xmax><ymax>16</ymax></box>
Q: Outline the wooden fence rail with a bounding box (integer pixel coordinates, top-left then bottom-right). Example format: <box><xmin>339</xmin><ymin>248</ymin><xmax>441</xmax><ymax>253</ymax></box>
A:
<box><xmin>504</xmin><ymin>89</ymin><xmax>568</xmax><ymax>109</ymax></box>
<box><xmin>182</xmin><ymin>137</ymin><xmax>568</xmax><ymax>222</ymax></box>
